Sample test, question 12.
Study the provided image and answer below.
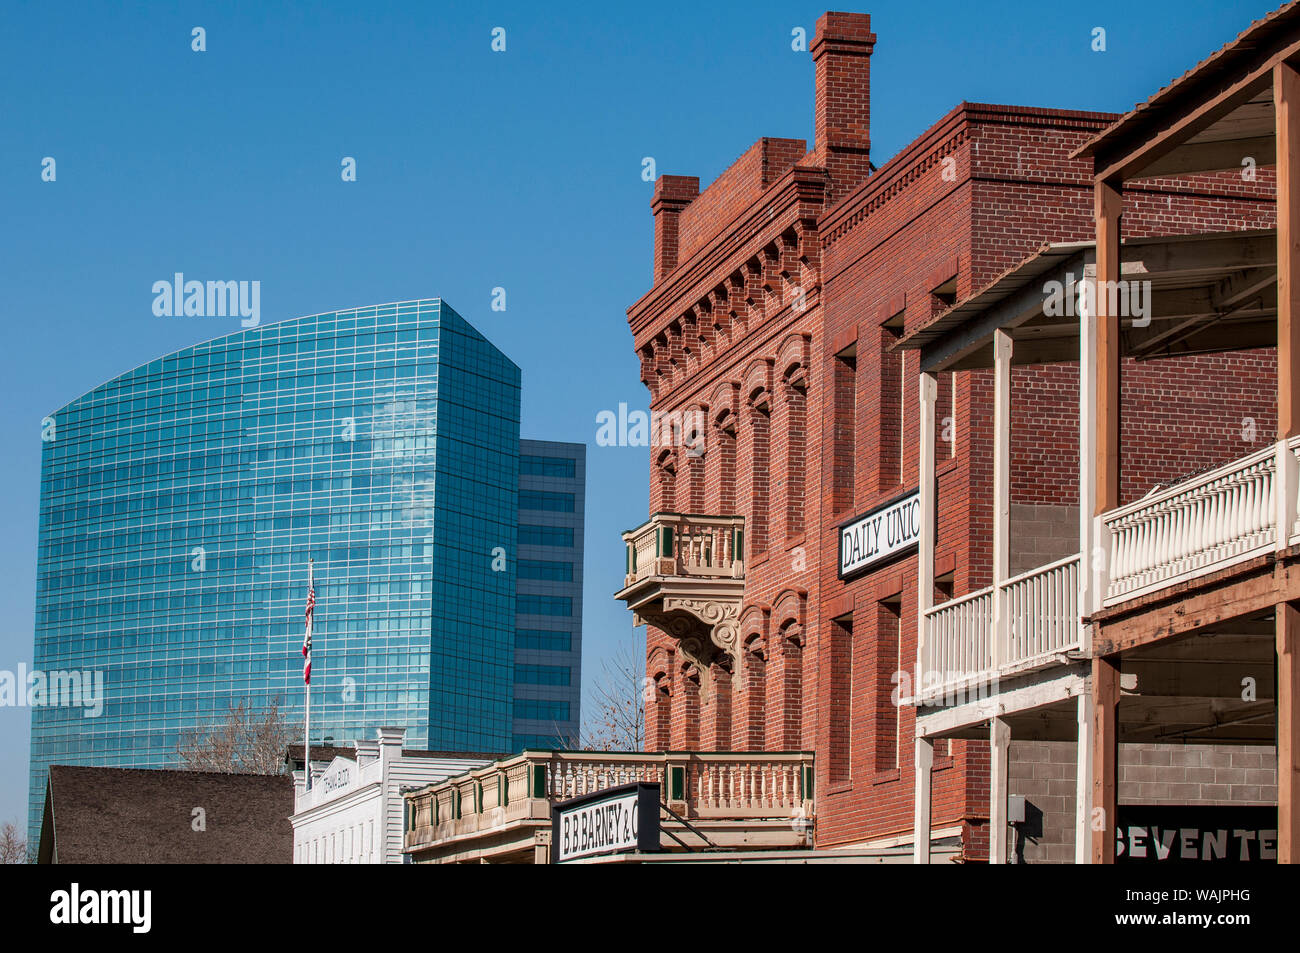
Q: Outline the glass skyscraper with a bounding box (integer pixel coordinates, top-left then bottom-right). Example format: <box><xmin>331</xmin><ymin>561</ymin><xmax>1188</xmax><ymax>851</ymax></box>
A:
<box><xmin>513</xmin><ymin>440</ymin><xmax>585</xmax><ymax>750</ymax></box>
<box><xmin>29</xmin><ymin>299</ymin><xmax>522</xmax><ymax>840</ymax></box>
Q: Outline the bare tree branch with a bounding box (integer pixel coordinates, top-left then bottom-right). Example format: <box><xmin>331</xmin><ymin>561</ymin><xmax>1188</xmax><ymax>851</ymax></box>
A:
<box><xmin>579</xmin><ymin>635</ymin><xmax>646</xmax><ymax>751</ymax></box>
<box><xmin>0</xmin><ymin>822</ymin><xmax>26</xmax><ymax>865</ymax></box>
<box><xmin>176</xmin><ymin>697</ymin><xmax>291</xmax><ymax>774</ymax></box>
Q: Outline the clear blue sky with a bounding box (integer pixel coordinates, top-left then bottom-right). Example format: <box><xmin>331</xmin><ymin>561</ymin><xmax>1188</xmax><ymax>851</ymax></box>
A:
<box><xmin>0</xmin><ymin>0</ymin><xmax>1276</xmax><ymax>831</ymax></box>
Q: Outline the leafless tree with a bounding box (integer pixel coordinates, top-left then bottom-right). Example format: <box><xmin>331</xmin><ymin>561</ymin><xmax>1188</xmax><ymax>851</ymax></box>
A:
<box><xmin>176</xmin><ymin>697</ymin><xmax>291</xmax><ymax>774</ymax></box>
<box><xmin>0</xmin><ymin>822</ymin><xmax>26</xmax><ymax>864</ymax></box>
<box><xmin>580</xmin><ymin>636</ymin><xmax>646</xmax><ymax>751</ymax></box>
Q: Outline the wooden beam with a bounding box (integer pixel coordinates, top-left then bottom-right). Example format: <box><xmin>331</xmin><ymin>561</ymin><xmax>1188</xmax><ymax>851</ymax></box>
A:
<box><xmin>1279</xmin><ymin>61</ymin><xmax>1300</xmax><ymax>439</ymax></box>
<box><xmin>1138</xmin><ymin>135</ymin><xmax>1276</xmax><ymax>178</ymax></box>
<box><xmin>1280</xmin><ymin>601</ymin><xmax>1300</xmax><ymax>864</ymax></box>
<box><xmin>1091</xmin><ymin>654</ymin><xmax>1120</xmax><ymax>864</ymax></box>
<box><xmin>1095</xmin><ymin>180</ymin><xmax>1122</xmax><ymax>516</ymax></box>
<box><xmin>1094</xmin><ymin>562</ymin><xmax>1284</xmax><ymax>655</ymax></box>
<box><xmin>1089</xmin><ymin>38</ymin><xmax>1292</xmax><ymax>182</ymax></box>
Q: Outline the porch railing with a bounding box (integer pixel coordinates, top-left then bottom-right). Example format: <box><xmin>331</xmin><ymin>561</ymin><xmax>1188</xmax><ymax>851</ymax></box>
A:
<box><xmin>920</xmin><ymin>554</ymin><xmax>1081</xmax><ymax>703</ymax></box>
<box><xmin>1101</xmin><ymin>440</ymin><xmax>1293</xmax><ymax>605</ymax></box>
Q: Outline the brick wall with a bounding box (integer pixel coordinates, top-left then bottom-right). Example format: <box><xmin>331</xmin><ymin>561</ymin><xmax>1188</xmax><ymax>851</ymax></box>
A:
<box><xmin>626</xmin><ymin>12</ymin><xmax>1280</xmax><ymax>859</ymax></box>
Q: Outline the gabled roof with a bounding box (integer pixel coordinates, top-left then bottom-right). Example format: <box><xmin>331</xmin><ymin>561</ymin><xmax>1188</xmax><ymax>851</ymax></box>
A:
<box><xmin>40</xmin><ymin>765</ymin><xmax>294</xmax><ymax>864</ymax></box>
<box><xmin>1075</xmin><ymin>2</ymin><xmax>1300</xmax><ymax>177</ymax></box>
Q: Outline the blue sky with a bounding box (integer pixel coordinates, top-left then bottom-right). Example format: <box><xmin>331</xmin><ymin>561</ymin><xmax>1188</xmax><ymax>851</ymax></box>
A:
<box><xmin>0</xmin><ymin>0</ymin><xmax>1276</xmax><ymax>831</ymax></box>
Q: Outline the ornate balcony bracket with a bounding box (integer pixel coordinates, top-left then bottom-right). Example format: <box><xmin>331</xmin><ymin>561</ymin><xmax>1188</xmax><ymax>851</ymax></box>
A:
<box><xmin>617</xmin><ymin>513</ymin><xmax>746</xmax><ymax>699</ymax></box>
<box><xmin>634</xmin><ymin>598</ymin><xmax>740</xmax><ymax>698</ymax></box>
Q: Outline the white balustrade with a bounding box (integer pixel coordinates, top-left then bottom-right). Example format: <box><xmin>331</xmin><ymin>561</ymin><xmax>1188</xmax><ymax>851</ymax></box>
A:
<box><xmin>1103</xmin><ymin>443</ymin><xmax>1277</xmax><ymax>604</ymax></box>
<box><xmin>1003</xmin><ymin>555</ymin><xmax>1080</xmax><ymax>671</ymax></box>
<box><xmin>920</xmin><ymin>554</ymin><xmax>1082</xmax><ymax>703</ymax></box>
<box><xmin>921</xmin><ymin>586</ymin><xmax>993</xmax><ymax>701</ymax></box>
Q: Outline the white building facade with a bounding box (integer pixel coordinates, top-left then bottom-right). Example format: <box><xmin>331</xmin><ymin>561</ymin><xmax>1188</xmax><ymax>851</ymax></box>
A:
<box><xmin>292</xmin><ymin>727</ymin><xmax>490</xmax><ymax>864</ymax></box>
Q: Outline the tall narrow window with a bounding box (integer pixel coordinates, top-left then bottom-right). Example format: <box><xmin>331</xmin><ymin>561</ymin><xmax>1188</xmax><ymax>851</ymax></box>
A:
<box><xmin>930</xmin><ymin>277</ymin><xmax>958</xmax><ymax>463</ymax></box>
<box><xmin>784</xmin><ymin>379</ymin><xmax>807</xmax><ymax>536</ymax></box>
<box><xmin>714</xmin><ymin>416</ymin><xmax>737</xmax><ymax>512</ymax></box>
<box><xmin>875</xmin><ymin>598</ymin><xmax>902</xmax><ymax>772</ymax></box>
<box><xmin>832</xmin><ymin>345</ymin><xmax>857</xmax><ymax>512</ymax></box>
<box><xmin>655</xmin><ymin>449</ymin><xmax>675</xmax><ymax>512</ymax></box>
<box><xmin>748</xmin><ymin>403</ymin><xmax>771</xmax><ymax>554</ymax></box>
<box><xmin>878</xmin><ymin>322</ymin><xmax>904</xmax><ymax>488</ymax></box>
<box><xmin>936</xmin><ymin>371</ymin><xmax>955</xmax><ymax>462</ymax></box>
<box><xmin>828</xmin><ymin>613</ymin><xmax>854</xmax><ymax>784</ymax></box>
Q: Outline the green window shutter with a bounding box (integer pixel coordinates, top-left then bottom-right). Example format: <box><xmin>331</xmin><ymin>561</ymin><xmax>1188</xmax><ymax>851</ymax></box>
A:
<box><xmin>669</xmin><ymin>764</ymin><xmax>684</xmax><ymax>801</ymax></box>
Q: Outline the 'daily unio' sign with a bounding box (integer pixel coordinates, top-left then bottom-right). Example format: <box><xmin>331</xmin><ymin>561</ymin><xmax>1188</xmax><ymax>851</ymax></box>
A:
<box><xmin>839</xmin><ymin>489</ymin><xmax>921</xmax><ymax>578</ymax></box>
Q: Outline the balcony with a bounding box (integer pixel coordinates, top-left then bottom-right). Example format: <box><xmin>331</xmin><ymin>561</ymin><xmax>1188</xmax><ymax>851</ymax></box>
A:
<box><xmin>615</xmin><ymin>513</ymin><xmax>746</xmax><ymax>674</ymax></box>
<box><xmin>920</xmin><ymin>554</ymin><xmax>1082</xmax><ymax>704</ymax></box>
<box><xmin>403</xmin><ymin>750</ymin><xmax>815</xmax><ymax>863</ymax></box>
<box><xmin>1101</xmin><ymin>438</ymin><xmax>1300</xmax><ymax>606</ymax></box>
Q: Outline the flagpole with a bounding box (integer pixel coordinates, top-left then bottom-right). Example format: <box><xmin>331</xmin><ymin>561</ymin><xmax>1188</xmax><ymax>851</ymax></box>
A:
<box><xmin>304</xmin><ymin>558</ymin><xmax>313</xmax><ymax>791</ymax></box>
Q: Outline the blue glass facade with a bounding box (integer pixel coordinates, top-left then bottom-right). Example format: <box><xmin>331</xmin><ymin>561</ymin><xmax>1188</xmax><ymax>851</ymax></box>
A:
<box><xmin>29</xmin><ymin>299</ymin><xmax>520</xmax><ymax>840</ymax></box>
<box><xmin>513</xmin><ymin>439</ymin><xmax>584</xmax><ymax>750</ymax></box>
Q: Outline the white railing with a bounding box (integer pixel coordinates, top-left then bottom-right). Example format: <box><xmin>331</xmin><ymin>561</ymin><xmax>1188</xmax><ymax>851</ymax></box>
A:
<box><xmin>1004</xmin><ymin>554</ymin><xmax>1080</xmax><ymax>671</ymax></box>
<box><xmin>621</xmin><ymin>513</ymin><xmax>746</xmax><ymax>586</ymax></box>
<box><xmin>1102</xmin><ymin>442</ymin><xmax>1284</xmax><ymax>605</ymax></box>
<box><xmin>920</xmin><ymin>554</ymin><xmax>1082</xmax><ymax>703</ymax></box>
<box><xmin>921</xmin><ymin>585</ymin><xmax>993</xmax><ymax>700</ymax></box>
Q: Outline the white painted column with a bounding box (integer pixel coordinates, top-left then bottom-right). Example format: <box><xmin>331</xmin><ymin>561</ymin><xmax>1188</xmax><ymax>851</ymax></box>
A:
<box><xmin>1075</xmin><ymin>688</ymin><xmax>1095</xmax><ymax>864</ymax></box>
<box><xmin>992</xmin><ymin>331</ymin><xmax>1012</xmax><ymax>670</ymax></box>
<box><xmin>913</xmin><ymin>734</ymin><xmax>933</xmax><ymax>864</ymax></box>
<box><xmin>1276</xmin><ymin>438</ymin><xmax>1297</xmax><ymax>551</ymax></box>
<box><xmin>916</xmin><ymin>372</ymin><xmax>938</xmax><ymax>866</ymax></box>
<box><xmin>990</xmin><ymin>715</ymin><xmax>1011</xmax><ymax>864</ymax></box>
<box><xmin>918</xmin><ymin>372</ymin><xmax>938</xmax><ymax>657</ymax></box>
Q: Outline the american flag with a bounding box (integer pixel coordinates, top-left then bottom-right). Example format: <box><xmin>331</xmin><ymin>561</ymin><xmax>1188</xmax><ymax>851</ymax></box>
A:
<box><xmin>302</xmin><ymin>564</ymin><xmax>315</xmax><ymax>684</ymax></box>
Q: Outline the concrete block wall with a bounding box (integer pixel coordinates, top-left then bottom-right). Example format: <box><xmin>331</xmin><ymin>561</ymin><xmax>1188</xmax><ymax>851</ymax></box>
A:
<box><xmin>1007</xmin><ymin>740</ymin><xmax>1278</xmax><ymax>863</ymax></box>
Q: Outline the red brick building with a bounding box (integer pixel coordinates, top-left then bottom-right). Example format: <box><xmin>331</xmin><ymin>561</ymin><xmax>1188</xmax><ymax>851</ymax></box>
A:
<box><xmin>618</xmin><ymin>10</ymin><xmax>1277</xmax><ymax>860</ymax></box>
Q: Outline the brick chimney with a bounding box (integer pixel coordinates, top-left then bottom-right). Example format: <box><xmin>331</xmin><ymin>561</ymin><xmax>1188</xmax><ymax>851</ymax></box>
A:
<box><xmin>652</xmin><ymin>174</ymin><xmax>700</xmax><ymax>281</ymax></box>
<box><xmin>811</xmin><ymin>11</ymin><xmax>876</xmax><ymax>204</ymax></box>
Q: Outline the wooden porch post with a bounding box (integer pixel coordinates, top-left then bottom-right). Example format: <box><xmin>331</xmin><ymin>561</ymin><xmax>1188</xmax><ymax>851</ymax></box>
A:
<box><xmin>990</xmin><ymin>716</ymin><xmax>1011</xmax><ymax>864</ymax></box>
<box><xmin>1094</xmin><ymin>179</ymin><xmax>1122</xmax><ymax>517</ymax></box>
<box><xmin>1274</xmin><ymin>59</ymin><xmax>1300</xmax><ymax>868</ymax></box>
<box><xmin>915</xmin><ymin>372</ymin><xmax>937</xmax><ymax>865</ymax></box>
<box><xmin>992</xmin><ymin>331</ymin><xmax>1012</xmax><ymax>671</ymax></box>
<box><xmin>914</xmin><ymin>734</ymin><xmax>933</xmax><ymax>864</ymax></box>
<box><xmin>918</xmin><ymin>372</ymin><xmax>937</xmax><ymax>636</ymax></box>
<box><xmin>1277</xmin><ymin>61</ymin><xmax>1300</xmax><ymax>441</ymax></box>
<box><xmin>1075</xmin><ymin>689</ymin><xmax>1095</xmax><ymax>864</ymax></box>
<box><xmin>1091</xmin><ymin>654</ymin><xmax>1120</xmax><ymax>863</ymax></box>
<box><xmin>1280</xmin><ymin>602</ymin><xmax>1300</xmax><ymax>864</ymax></box>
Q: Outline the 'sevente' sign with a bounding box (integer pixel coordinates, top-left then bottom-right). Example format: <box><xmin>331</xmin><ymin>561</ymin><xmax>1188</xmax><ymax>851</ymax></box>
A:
<box><xmin>839</xmin><ymin>489</ymin><xmax>921</xmax><ymax>578</ymax></box>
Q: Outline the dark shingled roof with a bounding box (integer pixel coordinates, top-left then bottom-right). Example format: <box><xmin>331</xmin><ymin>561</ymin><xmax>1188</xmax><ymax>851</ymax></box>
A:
<box><xmin>39</xmin><ymin>765</ymin><xmax>294</xmax><ymax>864</ymax></box>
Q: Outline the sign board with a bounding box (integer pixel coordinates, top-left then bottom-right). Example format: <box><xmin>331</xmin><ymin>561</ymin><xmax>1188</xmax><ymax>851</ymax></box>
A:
<box><xmin>551</xmin><ymin>782</ymin><xmax>660</xmax><ymax>863</ymax></box>
<box><xmin>318</xmin><ymin>758</ymin><xmax>354</xmax><ymax>795</ymax></box>
<box><xmin>838</xmin><ymin>489</ymin><xmax>921</xmax><ymax>578</ymax></box>
<box><xmin>1115</xmin><ymin>806</ymin><xmax>1277</xmax><ymax>863</ymax></box>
